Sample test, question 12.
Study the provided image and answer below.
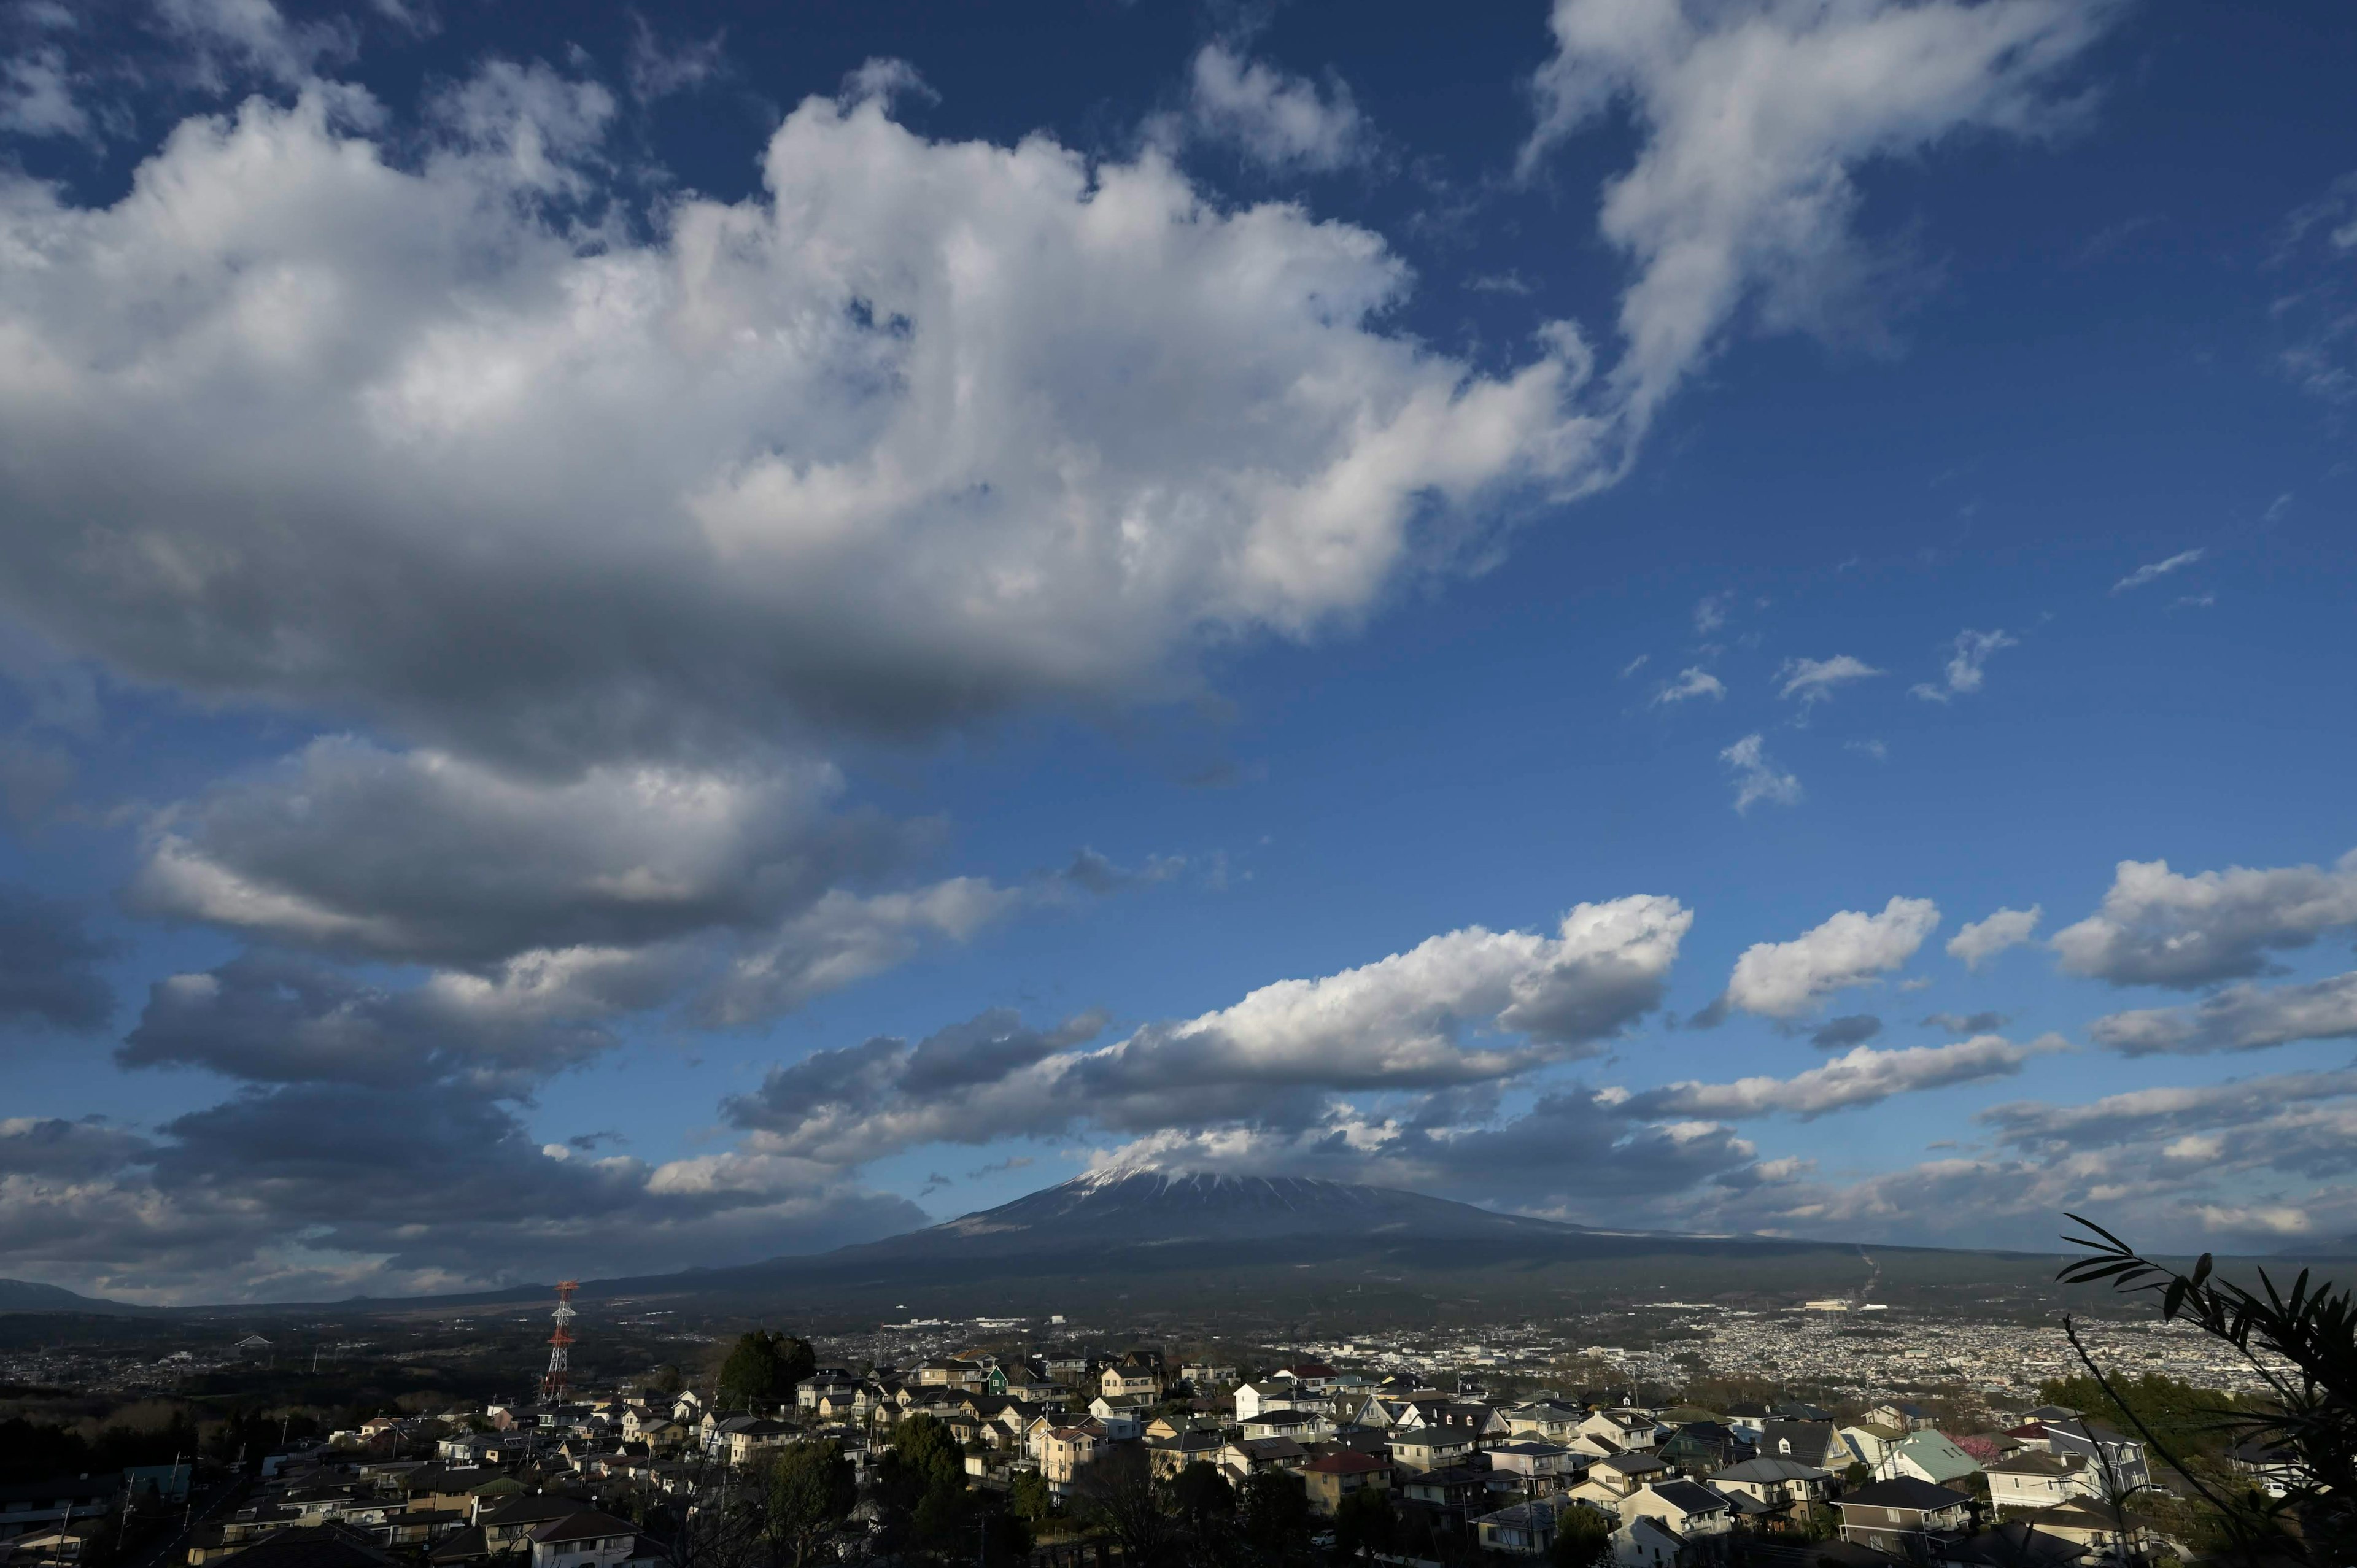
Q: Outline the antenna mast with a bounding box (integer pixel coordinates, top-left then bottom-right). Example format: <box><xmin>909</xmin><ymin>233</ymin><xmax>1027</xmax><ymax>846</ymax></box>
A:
<box><xmin>541</xmin><ymin>1280</ymin><xmax>578</xmax><ymax>1402</ymax></box>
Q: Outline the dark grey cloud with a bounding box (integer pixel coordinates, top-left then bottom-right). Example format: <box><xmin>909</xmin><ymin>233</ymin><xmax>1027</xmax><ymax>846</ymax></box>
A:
<box><xmin>2088</xmin><ymin>971</ymin><xmax>2357</xmax><ymax>1056</ymax></box>
<box><xmin>0</xmin><ymin>1082</ymin><xmax>926</xmax><ymax>1302</ymax></box>
<box><xmin>118</xmin><ymin>949</ymin><xmax>618</xmax><ymax>1091</ymax></box>
<box><xmin>0</xmin><ymin>884</ymin><xmax>115</xmax><ymax>1032</ymax></box>
<box><xmin>1922</xmin><ymin>1010</ymin><xmax>2007</xmax><ymax>1034</ymax></box>
<box><xmin>2052</xmin><ymin>850</ymin><xmax>2357</xmax><ymax>988</ymax></box>
<box><xmin>127</xmin><ymin>738</ymin><xmax>916</xmax><ymax>968</ymax></box>
<box><xmin>1808</xmin><ymin>1013</ymin><xmax>1881</xmax><ymax>1048</ymax></box>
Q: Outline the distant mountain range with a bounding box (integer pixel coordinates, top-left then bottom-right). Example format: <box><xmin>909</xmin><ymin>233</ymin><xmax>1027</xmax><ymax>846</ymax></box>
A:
<box><xmin>12</xmin><ymin>1170</ymin><xmax>2344</xmax><ymax>1321</ymax></box>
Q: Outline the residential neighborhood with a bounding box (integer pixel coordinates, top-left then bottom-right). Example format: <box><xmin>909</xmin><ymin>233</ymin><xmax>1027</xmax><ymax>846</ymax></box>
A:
<box><xmin>21</xmin><ymin>1320</ymin><xmax>2212</xmax><ymax>1568</ymax></box>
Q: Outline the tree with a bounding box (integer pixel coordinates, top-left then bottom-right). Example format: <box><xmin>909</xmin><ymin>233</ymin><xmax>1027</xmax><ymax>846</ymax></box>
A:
<box><xmin>1549</xmin><ymin>1506</ymin><xmax>1612</xmax><ymax>1568</ymax></box>
<box><xmin>717</xmin><ymin>1331</ymin><xmax>816</xmax><ymax>1411</ymax></box>
<box><xmin>2059</xmin><ymin>1215</ymin><xmax>2357</xmax><ymax>1565</ymax></box>
<box><xmin>1010</xmin><ymin>1469</ymin><xmax>1055</xmax><ymax>1525</ymax></box>
<box><xmin>1239</xmin><ymin>1472</ymin><xmax>1312</xmax><ymax>1567</ymax></box>
<box><xmin>1075</xmin><ymin>1445</ymin><xmax>1174</xmax><ymax>1568</ymax></box>
<box><xmin>1330</xmin><ymin>1488</ymin><xmax>1394</xmax><ymax>1564</ymax></box>
<box><xmin>767</xmin><ymin>1441</ymin><xmax>856</xmax><ymax>1568</ymax></box>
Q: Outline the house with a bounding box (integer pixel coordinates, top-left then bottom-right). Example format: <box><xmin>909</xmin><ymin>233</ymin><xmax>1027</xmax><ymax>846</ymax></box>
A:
<box><xmin>1474</xmin><ymin>1501</ymin><xmax>1559</xmax><ymax>1556</ymax></box>
<box><xmin>1299</xmin><ymin>1451</ymin><xmax>1391</xmax><ymax>1518</ymax></box>
<box><xmin>1870</xmin><ymin>1402</ymin><xmax>1938</xmax><ymax>1434</ymax></box>
<box><xmin>1999</xmin><ymin>1499</ymin><xmax>2171</xmax><ymax>1559</ymax></box>
<box><xmin>1396</xmin><ymin>1466</ymin><xmax>1491</xmax><ymax>1513</ymax></box>
<box><xmin>1884</xmin><ymin>1432</ymin><xmax>1981</xmax><ymax>1488</ymax></box>
<box><xmin>1929</xmin><ymin>1521</ymin><xmax>2088</xmax><ymax>1567</ymax></box>
<box><xmin>1758</xmin><ymin>1421</ymin><xmax>1841</xmax><ymax>1470</ymax></box>
<box><xmin>0</xmin><ymin>1473</ymin><xmax>122</xmax><ymax>1543</ymax></box>
<box><xmin>1616</xmin><ymin>1481</ymin><xmax>1732</xmax><ymax>1545</ymax></box>
<box><xmin>2025</xmin><ymin>1420</ymin><xmax>2150</xmax><ymax>1494</ymax></box>
<box><xmin>1487</xmin><ymin>1441</ymin><xmax>1582</xmax><ymax>1495</ymax></box>
<box><xmin>1040</xmin><ymin>1427</ymin><xmax>1101</xmax><ymax>1490</ymax></box>
<box><xmin>479</xmin><ymin>1496</ymin><xmax>595</xmax><ymax>1553</ymax></box>
<box><xmin>1658</xmin><ymin>1423</ymin><xmax>1746</xmax><ymax>1476</ymax></box>
<box><xmin>1571</xmin><ymin>1451</ymin><xmax>1670</xmax><ymax>1504</ymax></box>
<box><xmin>1835</xmin><ymin>1478</ymin><xmax>1975</xmax><ymax>1556</ymax></box>
<box><xmin>1233</xmin><ymin>1381</ymin><xmax>1298</xmax><ymax>1423</ymax></box>
<box><xmin>1101</xmin><ymin>1365</ymin><xmax>1161</xmax><ymax>1400</ymax></box>
<box><xmin>1612</xmin><ymin>1512</ymin><xmax>1687</xmax><ymax>1568</ymax></box>
<box><xmin>1709</xmin><ymin>1456</ymin><xmax>1832</xmax><ymax>1517</ymax></box>
<box><xmin>1500</xmin><ymin>1402</ymin><xmax>1587</xmax><ymax>1443</ymax></box>
<box><xmin>1386</xmin><ymin>1430</ymin><xmax>1476</xmax><ymax>1473</ymax></box>
<box><xmin>1220</xmin><ymin>1437</ymin><xmax>1309</xmax><ymax>1477</ymax></box>
<box><xmin>211</xmin><ymin>1524</ymin><xmax>402</xmax><ymax>1568</ymax></box>
<box><xmin>1275</xmin><ymin>1362</ymin><xmax>1340</xmax><ymax>1393</ymax></box>
<box><xmin>2226</xmin><ymin>1438</ymin><xmax>2301</xmax><ymax>1498</ymax></box>
<box><xmin>1146</xmin><ymin>1430</ymin><xmax>1225</xmax><ymax>1480</ymax></box>
<box><xmin>1579</xmin><ymin>1412</ymin><xmax>1662</xmax><ymax>1452</ymax></box>
<box><xmin>1986</xmin><ymin>1450</ymin><xmax>2096</xmax><ymax>1514</ymax></box>
<box><xmin>524</xmin><ymin>1512</ymin><xmax>664</xmax><ymax>1568</ymax></box>
<box><xmin>724</xmin><ymin>1418</ymin><xmax>795</xmax><ymax>1467</ymax></box>
<box><xmin>1838</xmin><ymin>1422</ymin><xmax>1909</xmax><ymax>1471</ymax></box>
<box><xmin>1240</xmin><ymin>1409</ymin><xmax>1332</xmax><ymax>1444</ymax></box>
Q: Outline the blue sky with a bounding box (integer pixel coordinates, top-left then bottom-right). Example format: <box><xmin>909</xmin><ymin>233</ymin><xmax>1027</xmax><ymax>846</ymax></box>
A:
<box><xmin>1</xmin><ymin>0</ymin><xmax>2353</xmax><ymax>1303</ymax></box>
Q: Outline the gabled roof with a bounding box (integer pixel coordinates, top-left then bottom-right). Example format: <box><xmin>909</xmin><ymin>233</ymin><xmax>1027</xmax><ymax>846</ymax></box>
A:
<box><xmin>220</xmin><ymin>1525</ymin><xmax>400</xmax><ymax>1568</ymax></box>
<box><xmin>1714</xmin><ymin>1457</ymin><xmax>1828</xmax><ymax>1483</ymax></box>
<box><xmin>1988</xmin><ymin>1450</ymin><xmax>2085</xmax><ymax>1476</ymax></box>
<box><xmin>1646</xmin><ymin>1480</ymin><xmax>1728</xmax><ymax>1515</ymax></box>
<box><xmin>1839</xmin><ymin>1477</ymin><xmax>1972</xmax><ymax>1512</ymax></box>
<box><xmin>530</xmin><ymin>1512</ymin><xmax>638</xmax><ymax>1546</ymax></box>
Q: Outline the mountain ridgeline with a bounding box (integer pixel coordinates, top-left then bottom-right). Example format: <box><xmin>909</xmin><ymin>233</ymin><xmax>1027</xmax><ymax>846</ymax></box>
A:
<box><xmin>3</xmin><ymin>1171</ymin><xmax>2089</xmax><ymax>1322</ymax></box>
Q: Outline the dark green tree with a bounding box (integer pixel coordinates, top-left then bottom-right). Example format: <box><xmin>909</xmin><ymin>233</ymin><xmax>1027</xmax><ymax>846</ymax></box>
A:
<box><xmin>2061</xmin><ymin>1216</ymin><xmax>2357</xmax><ymax>1565</ymax></box>
<box><xmin>1329</xmin><ymin>1488</ymin><xmax>1394</xmax><ymax>1564</ymax></box>
<box><xmin>1010</xmin><ymin>1469</ymin><xmax>1056</xmax><ymax>1524</ymax></box>
<box><xmin>766</xmin><ymin>1440</ymin><xmax>857</xmax><ymax>1568</ymax></box>
<box><xmin>1239</xmin><ymin>1472</ymin><xmax>1312</xmax><ymax>1567</ymax></box>
<box><xmin>1075</xmin><ymin>1445</ymin><xmax>1173</xmax><ymax>1568</ymax></box>
<box><xmin>1548</xmin><ymin>1506</ymin><xmax>1612</xmax><ymax>1568</ymax></box>
<box><xmin>716</xmin><ymin>1331</ymin><xmax>816</xmax><ymax>1410</ymax></box>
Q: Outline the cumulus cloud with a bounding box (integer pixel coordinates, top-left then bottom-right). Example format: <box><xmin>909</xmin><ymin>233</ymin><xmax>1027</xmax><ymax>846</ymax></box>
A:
<box><xmin>1619</xmin><ymin>1034</ymin><xmax>2061</xmax><ymax>1121</ymax></box>
<box><xmin>1777</xmin><ymin>654</ymin><xmax>1883</xmax><ymax>708</ymax></box>
<box><xmin>1652</xmin><ymin>666</ymin><xmax>1725</xmax><ymax>705</ymax></box>
<box><xmin>1722</xmin><ymin>896</ymin><xmax>1940</xmax><ymax>1019</ymax></box>
<box><xmin>0</xmin><ymin>79</ymin><xmax>1603</xmax><ymax>774</ymax></box>
<box><xmin>2088</xmin><ymin>971</ymin><xmax>2357</xmax><ymax>1056</ymax></box>
<box><xmin>1910</xmin><ymin>628</ymin><xmax>2018</xmax><ymax>701</ymax></box>
<box><xmin>2111</xmin><ymin>547</ymin><xmax>2205</xmax><ymax>594</ymax></box>
<box><xmin>1923</xmin><ymin>1010</ymin><xmax>2008</xmax><ymax>1035</ymax></box>
<box><xmin>1946</xmin><ymin>904</ymin><xmax>2041</xmax><ymax>968</ymax></box>
<box><xmin>0</xmin><ymin>46</ymin><xmax>87</xmax><ymax>139</ymax></box>
<box><xmin>1523</xmin><ymin>0</ymin><xmax>2115</xmax><ymax>428</ymax></box>
<box><xmin>1720</xmin><ymin>733</ymin><xmax>1800</xmax><ymax>814</ymax></box>
<box><xmin>2051</xmin><ymin>849</ymin><xmax>2357</xmax><ymax>988</ymax></box>
<box><xmin>0</xmin><ymin>885</ymin><xmax>115</xmax><ymax>1032</ymax></box>
<box><xmin>1181</xmin><ymin>42</ymin><xmax>1370</xmax><ymax>173</ymax></box>
<box><xmin>726</xmin><ymin>895</ymin><xmax>1693</xmax><ymax>1165</ymax></box>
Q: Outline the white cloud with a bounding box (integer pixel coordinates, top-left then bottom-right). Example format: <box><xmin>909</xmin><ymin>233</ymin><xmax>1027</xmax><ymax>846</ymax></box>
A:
<box><xmin>2111</xmin><ymin>547</ymin><xmax>2205</xmax><ymax>594</ymax></box>
<box><xmin>1777</xmin><ymin>653</ymin><xmax>1884</xmax><ymax>707</ymax></box>
<box><xmin>2088</xmin><ymin>971</ymin><xmax>2357</xmax><ymax>1056</ymax></box>
<box><xmin>1724</xmin><ymin>896</ymin><xmax>1940</xmax><ymax>1018</ymax></box>
<box><xmin>727</xmin><ymin>895</ymin><xmax>1693</xmax><ymax>1165</ymax></box>
<box><xmin>1625</xmin><ymin>1034</ymin><xmax>2061</xmax><ymax>1120</ymax></box>
<box><xmin>1720</xmin><ymin>732</ymin><xmax>1800</xmax><ymax>814</ymax></box>
<box><xmin>2052</xmin><ymin>849</ymin><xmax>2357</xmax><ymax>988</ymax></box>
<box><xmin>1182</xmin><ymin>42</ymin><xmax>1370</xmax><ymax>174</ymax></box>
<box><xmin>0</xmin><ymin>78</ymin><xmax>1604</xmax><ymax>774</ymax></box>
<box><xmin>1522</xmin><ymin>0</ymin><xmax>2115</xmax><ymax>428</ymax></box>
<box><xmin>1946</xmin><ymin>904</ymin><xmax>2041</xmax><ymax>968</ymax></box>
<box><xmin>1910</xmin><ymin>627</ymin><xmax>2018</xmax><ymax>701</ymax></box>
<box><xmin>1692</xmin><ymin>591</ymin><xmax>1732</xmax><ymax>635</ymax></box>
<box><xmin>1652</xmin><ymin>665</ymin><xmax>1725</xmax><ymax>705</ymax></box>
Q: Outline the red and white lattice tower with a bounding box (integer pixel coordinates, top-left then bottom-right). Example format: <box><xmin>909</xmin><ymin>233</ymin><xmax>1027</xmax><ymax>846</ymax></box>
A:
<box><xmin>541</xmin><ymin>1280</ymin><xmax>578</xmax><ymax>1402</ymax></box>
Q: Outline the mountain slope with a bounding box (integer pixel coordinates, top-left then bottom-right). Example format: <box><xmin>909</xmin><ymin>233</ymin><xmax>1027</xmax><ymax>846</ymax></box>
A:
<box><xmin>0</xmin><ymin>1277</ymin><xmax>153</xmax><ymax>1316</ymax></box>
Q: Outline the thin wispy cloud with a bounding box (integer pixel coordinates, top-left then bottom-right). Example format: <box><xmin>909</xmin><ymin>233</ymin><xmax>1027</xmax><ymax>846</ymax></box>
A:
<box><xmin>2113</xmin><ymin>547</ymin><xmax>2205</xmax><ymax>594</ymax></box>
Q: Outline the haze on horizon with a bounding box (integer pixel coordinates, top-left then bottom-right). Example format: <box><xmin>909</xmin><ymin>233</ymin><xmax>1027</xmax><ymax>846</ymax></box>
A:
<box><xmin>1</xmin><ymin>0</ymin><xmax>2353</xmax><ymax>1307</ymax></box>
